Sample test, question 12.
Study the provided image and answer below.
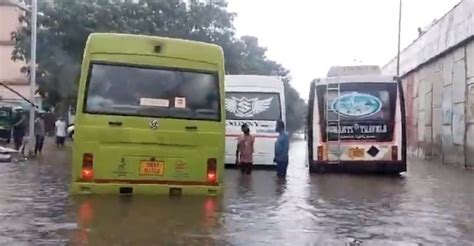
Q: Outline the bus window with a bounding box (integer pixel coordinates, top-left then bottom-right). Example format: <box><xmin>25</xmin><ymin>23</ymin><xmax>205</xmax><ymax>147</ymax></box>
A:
<box><xmin>316</xmin><ymin>83</ymin><xmax>397</xmax><ymax>142</ymax></box>
<box><xmin>84</xmin><ymin>63</ymin><xmax>220</xmax><ymax>121</ymax></box>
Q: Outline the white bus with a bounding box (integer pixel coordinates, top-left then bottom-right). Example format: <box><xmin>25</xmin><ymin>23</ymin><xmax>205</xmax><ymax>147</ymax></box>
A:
<box><xmin>224</xmin><ymin>75</ymin><xmax>286</xmax><ymax>166</ymax></box>
<box><xmin>307</xmin><ymin>66</ymin><xmax>407</xmax><ymax>174</ymax></box>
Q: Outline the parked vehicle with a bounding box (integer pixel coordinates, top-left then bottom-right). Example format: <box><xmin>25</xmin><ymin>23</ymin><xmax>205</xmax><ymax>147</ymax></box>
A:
<box><xmin>0</xmin><ymin>106</ymin><xmax>13</xmax><ymax>143</ymax></box>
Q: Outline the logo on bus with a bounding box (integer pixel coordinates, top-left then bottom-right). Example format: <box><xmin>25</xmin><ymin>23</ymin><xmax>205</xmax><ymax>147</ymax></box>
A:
<box><xmin>225</xmin><ymin>97</ymin><xmax>273</xmax><ymax>118</ymax></box>
<box><xmin>331</xmin><ymin>92</ymin><xmax>382</xmax><ymax>118</ymax></box>
<box><xmin>149</xmin><ymin>119</ymin><xmax>159</xmax><ymax>129</ymax></box>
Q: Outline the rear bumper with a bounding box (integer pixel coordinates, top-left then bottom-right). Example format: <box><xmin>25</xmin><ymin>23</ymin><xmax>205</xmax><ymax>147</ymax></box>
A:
<box><xmin>309</xmin><ymin>160</ymin><xmax>406</xmax><ymax>174</ymax></box>
<box><xmin>70</xmin><ymin>182</ymin><xmax>223</xmax><ymax>196</ymax></box>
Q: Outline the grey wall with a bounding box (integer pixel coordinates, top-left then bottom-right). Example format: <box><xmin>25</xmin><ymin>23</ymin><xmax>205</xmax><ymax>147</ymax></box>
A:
<box><xmin>383</xmin><ymin>0</ymin><xmax>474</xmax><ymax>168</ymax></box>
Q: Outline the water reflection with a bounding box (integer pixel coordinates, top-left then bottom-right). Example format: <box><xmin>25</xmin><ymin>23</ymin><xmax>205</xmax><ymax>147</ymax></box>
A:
<box><xmin>1</xmin><ymin>140</ymin><xmax>474</xmax><ymax>245</ymax></box>
<box><xmin>307</xmin><ymin>174</ymin><xmax>408</xmax><ymax>242</ymax></box>
<box><xmin>71</xmin><ymin>196</ymin><xmax>223</xmax><ymax>245</ymax></box>
<box><xmin>274</xmin><ymin>178</ymin><xmax>287</xmax><ymax>197</ymax></box>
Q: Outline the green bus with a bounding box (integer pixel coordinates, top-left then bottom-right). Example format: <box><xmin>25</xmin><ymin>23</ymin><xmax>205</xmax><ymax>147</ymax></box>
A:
<box><xmin>71</xmin><ymin>33</ymin><xmax>225</xmax><ymax>196</ymax></box>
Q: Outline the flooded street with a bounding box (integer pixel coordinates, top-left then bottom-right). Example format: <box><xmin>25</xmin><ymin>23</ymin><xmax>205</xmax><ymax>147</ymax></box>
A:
<box><xmin>1</xmin><ymin>139</ymin><xmax>474</xmax><ymax>245</ymax></box>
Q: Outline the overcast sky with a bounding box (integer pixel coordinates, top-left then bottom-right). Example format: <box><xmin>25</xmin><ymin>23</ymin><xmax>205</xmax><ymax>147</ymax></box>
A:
<box><xmin>227</xmin><ymin>0</ymin><xmax>461</xmax><ymax>99</ymax></box>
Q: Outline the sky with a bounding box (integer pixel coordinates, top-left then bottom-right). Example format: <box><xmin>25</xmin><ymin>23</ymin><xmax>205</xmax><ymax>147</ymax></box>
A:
<box><xmin>227</xmin><ymin>0</ymin><xmax>462</xmax><ymax>99</ymax></box>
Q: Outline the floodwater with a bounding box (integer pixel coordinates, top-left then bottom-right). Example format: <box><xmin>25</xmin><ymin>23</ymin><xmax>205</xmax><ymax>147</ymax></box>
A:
<box><xmin>1</xmin><ymin>139</ymin><xmax>474</xmax><ymax>245</ymax></box>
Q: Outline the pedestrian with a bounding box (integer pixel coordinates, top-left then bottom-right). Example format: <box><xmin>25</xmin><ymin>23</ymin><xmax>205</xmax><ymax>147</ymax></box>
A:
<box><xmin>235</xmin><ymin>123</ymin><xmax>255</xmax><ymax>175</ymax></box>
<box><xmin>34</xmin><ymin>113</ymin><xmax>45</xmax><ymax>155</ymax></box>
<box><xmin>12</xmin><ymin>110</ymin><xmax>26</xmax><ymax>151</ymax></box>
<box><xmin>55</xmin><ymin>117</ymin><xmax>67</xmax><ymax>147</ymax></box>
<box><xmin>274</xmin><ymin>120</ymin><xmax>289</xmax><ymax>178</ymax></box>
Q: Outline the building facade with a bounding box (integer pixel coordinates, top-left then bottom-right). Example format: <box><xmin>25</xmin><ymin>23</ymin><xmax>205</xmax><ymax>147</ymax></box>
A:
<box><xmin>0</xmin><ymin>0</ymin><xmax>41</xmax><ymax>108</ymax></box>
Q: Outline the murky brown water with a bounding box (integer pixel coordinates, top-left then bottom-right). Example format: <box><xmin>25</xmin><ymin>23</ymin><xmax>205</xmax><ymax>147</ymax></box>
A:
<box><xmin>1</xmin><ymin>139</ymin><xmax>474</xmax><ymax>245</ymax></box>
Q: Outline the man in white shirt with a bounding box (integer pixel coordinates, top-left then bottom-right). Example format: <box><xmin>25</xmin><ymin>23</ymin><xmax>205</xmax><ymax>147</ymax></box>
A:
<box><xmin>55</xmin><ymin>117</ymin><xmax>67</xmax><ymax>147</ymax></box>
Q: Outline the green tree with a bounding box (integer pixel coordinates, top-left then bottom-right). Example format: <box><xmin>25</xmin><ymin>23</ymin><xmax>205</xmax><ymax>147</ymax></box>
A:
<box><xmin>12</xmin><ymin>0</ymin><xmax>306</xmax><ymax>132</ymax></box>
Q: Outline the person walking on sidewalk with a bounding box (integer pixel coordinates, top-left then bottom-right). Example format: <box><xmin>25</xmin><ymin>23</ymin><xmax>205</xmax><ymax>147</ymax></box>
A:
<box><xmin>34</xmin><ymin>113</ymin><xmax>46</xmax><ymax>155</ymax></box>
<box><xmin>235</xmin><ymin>123</ymin><xmax>255</xmax><ymax>175</ymax></box>
<box><xmin>274</xmin><ymin>120</ymin><xmax>289</xmax><ymax>178</ymax></box>
<box><xmin>55</xmin><ymin>117</ymin><xmax>67</xmax><ymax>147</ymax></box>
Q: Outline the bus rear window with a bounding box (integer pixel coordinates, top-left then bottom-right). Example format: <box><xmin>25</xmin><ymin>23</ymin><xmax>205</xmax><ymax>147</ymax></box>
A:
<box><xmin>225</xmin><ymin>92</ymin><xmax>281</xmax><ymax>121</ymax></box>
<box><xmin>316</xmin><ymin>83</ymin><xmax>397</xmax><ymax>141</ymax></box>
<box><xmin>84</xmin><ymin>63</ymin><xmax>220</xmax><ymax>121</ymax></box>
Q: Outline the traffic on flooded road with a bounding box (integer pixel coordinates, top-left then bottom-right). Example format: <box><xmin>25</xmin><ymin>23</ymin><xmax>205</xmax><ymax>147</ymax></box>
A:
<box><xmin>2</xmin><ymin>0</ymin><xmax>474</xmax><ymax>245</ymax></box>
<box><xmin>0</xmin><ymin>139</ymin><xmax>473</xmax><ymax>245</ymax></box>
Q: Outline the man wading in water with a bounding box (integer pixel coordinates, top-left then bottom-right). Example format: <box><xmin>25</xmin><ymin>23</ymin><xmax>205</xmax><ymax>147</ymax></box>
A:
<box><xmin>235</xmin><ymin>123</ymin><xmax>255</xmax><ymax>175</ymax></box>
<box><xmin>274</xmin><ymin>120</ymin><xmax>289</xmax><ymax>178</ymax></box>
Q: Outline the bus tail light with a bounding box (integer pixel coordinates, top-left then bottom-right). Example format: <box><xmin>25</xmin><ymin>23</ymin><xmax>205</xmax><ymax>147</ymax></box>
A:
<box><xmin>82</xmin><ymin>153</ymin><xmax>94</xmax><ymax>181</ymax></box>
<box><xmin>207</xmin><ymin>158</ymin><xmax>217</xmax><ymax>183</ymax></box>
<box><xmin>317</xmin><ymin>146</ymin><xmax>324</xmax><ymax>160</ymax></box>
<box><xmin>391</xmin><ymin>146</ymin><xmax>398</xmax><ymax>160</ymax></box>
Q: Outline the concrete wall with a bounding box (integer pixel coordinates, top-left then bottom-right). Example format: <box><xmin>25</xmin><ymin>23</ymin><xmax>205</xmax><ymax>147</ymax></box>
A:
<box><xmin>383</xmin><ymin>0</ymin><xmax>474</xmax><ymax>168</ymax></box>
<box><xmin>401</xmin><ymin>45</ymin><xmax>473</xmax><ymax>167</ymax></box>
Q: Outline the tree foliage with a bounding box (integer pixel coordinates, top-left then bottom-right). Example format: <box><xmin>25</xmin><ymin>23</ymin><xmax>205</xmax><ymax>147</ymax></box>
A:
<box><xmin>12</xmin><ymin>0</ymin><xmax>306</xmax><ymax>132</ymax></box>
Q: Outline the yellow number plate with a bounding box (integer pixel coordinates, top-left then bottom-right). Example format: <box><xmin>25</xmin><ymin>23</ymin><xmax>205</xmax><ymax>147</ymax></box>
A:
<box><xmin>139</xmin><ymin>161</ymin><xmax>164</xmax><ymax>176</ymax></box>
<box><xmin>349</xmin><ymin>148</ymin><xmax>365</xmax><ymax>158</ymax></box>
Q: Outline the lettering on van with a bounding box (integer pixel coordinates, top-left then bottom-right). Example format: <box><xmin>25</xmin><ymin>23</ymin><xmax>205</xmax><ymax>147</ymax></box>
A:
<box><xmin>225</xmin><ymin>97</ymin><xmax>273</xmax><ymax>118</ymax></box>
<box><xmin>327</xmin><ymin>124</ymin><xmax>388</xmax><ymax>134</ymax></box>
<box><xmin>227</xmin><ymin>120</ymin><xmax>261</xmax><ymax>128</ymax></box>
<box><xmin>325</xmin><ymin>123</ymin><xmax>390</xmax><ymax>141</ymax></box>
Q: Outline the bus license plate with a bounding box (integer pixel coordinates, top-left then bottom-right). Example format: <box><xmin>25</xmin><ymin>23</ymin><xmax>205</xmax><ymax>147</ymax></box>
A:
<box><xmin>349</xmin><ymin>148</ymin><xmax>365</xmax><ymax>158</ymax></box>
<box><xmin>139</xmin><ymin>161</ymin><xmax>164</xmax><ymax>176</ymax></box>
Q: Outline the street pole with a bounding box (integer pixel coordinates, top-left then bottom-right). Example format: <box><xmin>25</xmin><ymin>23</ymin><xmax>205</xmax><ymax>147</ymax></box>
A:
<box><xmin>28</xmin><ymin>0</ymin><xmax>38</xmax><ymax>155</ymax></box>
<box><xmin>396</xmin><ymin>0</ymin><xmax>402</xmax><ymax>77</ymax></box>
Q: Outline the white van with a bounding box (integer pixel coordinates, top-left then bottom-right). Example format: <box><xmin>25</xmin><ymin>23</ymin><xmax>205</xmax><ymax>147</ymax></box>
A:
<box><xmin>225</xmin><ymin>75</ymin><xmax>286</xmax><ymax>166</ymax></box>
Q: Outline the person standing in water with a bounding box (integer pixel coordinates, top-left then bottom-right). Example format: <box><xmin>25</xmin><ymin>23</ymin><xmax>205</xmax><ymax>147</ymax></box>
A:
<box><xmin>274</xmin><ymin>120</ymin><xmax>289</xmax><ymax>178</ymax></box>
<box><xmin>235</xmin><ymin>123</ymin><xmax>255</xmax><ymax>175</ymax></box>
<box><xmin>55</xmin><ymin>117</ymin><xmax>67</xmax><ymax>147</ymax></box>
<box><xmin>34</xmin><ymin>113</ymin><xmax>46</xmax><ymax>155</ymax></box>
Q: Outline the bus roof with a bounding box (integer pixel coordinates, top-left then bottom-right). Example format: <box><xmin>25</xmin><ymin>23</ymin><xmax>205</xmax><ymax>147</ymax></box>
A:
<box><xmin>225</xmin><ymin>75</ymin><xmax>284</xmax><ymax>89</ymax></box>
<box><xmin>84</xmin><ymin>33</ymin><xmax>224</xmax><ymax>65</ymax></box>
<box><xmin>313</xmin><ymin>75</ymin><xmax>398</xmax><ymax>85</ymax></box>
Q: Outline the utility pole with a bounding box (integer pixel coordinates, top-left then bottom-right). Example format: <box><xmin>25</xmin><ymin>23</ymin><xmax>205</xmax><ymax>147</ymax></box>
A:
<box><xmin>396</xmin><ymin>0</ymin><xmax>402</xmax><ymax>77</ymax></box>
<box><xmin>28</xmin><ymin>0</ymin><xmax>38</xmax><ymax>155</ymax></box>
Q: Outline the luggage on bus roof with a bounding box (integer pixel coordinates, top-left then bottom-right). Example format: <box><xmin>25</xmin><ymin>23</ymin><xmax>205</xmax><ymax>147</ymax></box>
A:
<box><xmin>327</xmin><ymin>65</ymin><xmax>381</xmax><ymax>77</ymax></box>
